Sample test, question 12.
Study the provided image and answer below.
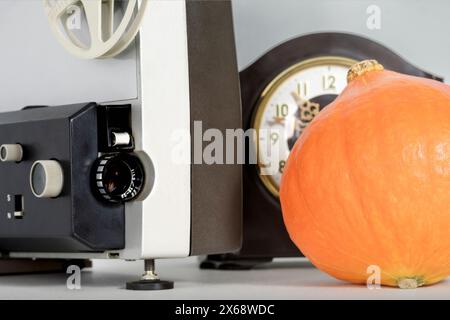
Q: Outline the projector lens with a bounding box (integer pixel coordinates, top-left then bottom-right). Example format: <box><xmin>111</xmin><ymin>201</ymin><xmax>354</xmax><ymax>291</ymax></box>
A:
<box><xmin>93</xmin><ymin>153</ymin><xmax>144</xmax><ymax>203</ymax></box>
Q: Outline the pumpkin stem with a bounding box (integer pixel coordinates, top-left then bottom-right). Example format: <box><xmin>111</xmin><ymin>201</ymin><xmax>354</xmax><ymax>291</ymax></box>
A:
<box><xmin>347</xmin><ymin>60</ymin><xmax>384</xmax><ymax>83</ymax></box>
<box><xmin>397</xmin><ymin>277</ymin><xmax>424</xmax><ymax>289</ymax></box>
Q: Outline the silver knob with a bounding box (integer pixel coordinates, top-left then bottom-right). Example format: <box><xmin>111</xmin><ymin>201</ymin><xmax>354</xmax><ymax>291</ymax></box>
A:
<box><xmin>0</xmin><ymin>144</ymin><xmax>23</xmax><ymax>162</ymax></box>
<box><xmin>30</xmin><ymin>160</ymin><xmax>64</xmax><ymax>198</ymax></box>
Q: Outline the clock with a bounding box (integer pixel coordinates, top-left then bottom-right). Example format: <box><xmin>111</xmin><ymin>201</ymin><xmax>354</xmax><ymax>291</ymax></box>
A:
<box><xmin>253</xmin><ymin>56</ymin><xmax>356</xmax><ymax>197</ymax></box>
<box><xmin>201</xmin><ymin>32</ymin><xmax>443</xmax><ymax>269</ymax></box>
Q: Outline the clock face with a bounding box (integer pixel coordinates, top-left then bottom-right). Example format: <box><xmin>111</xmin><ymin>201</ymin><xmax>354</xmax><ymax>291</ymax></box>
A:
<box><xmin>252</xmin><ymin>56</ymin><xmax>356</xmax><ymax>197</ymax></box>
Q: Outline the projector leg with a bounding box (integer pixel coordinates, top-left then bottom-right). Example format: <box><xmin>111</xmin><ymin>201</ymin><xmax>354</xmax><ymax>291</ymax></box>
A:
<box><xmin>126</xmin><ymin>259</ymin><xmax>174</xmax><ymax>290</ymax></box>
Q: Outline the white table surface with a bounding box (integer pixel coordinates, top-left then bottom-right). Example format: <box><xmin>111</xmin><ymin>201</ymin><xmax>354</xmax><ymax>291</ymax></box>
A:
<box><xmin>0</xmin><ymin>257</ymin><xmax>448</xmax><ymax>300</ymax></box>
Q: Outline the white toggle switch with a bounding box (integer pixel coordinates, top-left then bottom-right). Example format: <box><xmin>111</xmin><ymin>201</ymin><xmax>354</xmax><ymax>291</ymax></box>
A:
<box><xmin>111</xmin><ymin>132</ymin><xmax>131</xmax><ymax>146</ymax></box>
<box><xmin>30</xmin><ymin>160</ymin><xmax>64</xmax><ymax>198</ymax></box>
<box><xmin>0</xmin><ymin>144</ymin><xmax>23</xmax><ymax>162</ymax></box>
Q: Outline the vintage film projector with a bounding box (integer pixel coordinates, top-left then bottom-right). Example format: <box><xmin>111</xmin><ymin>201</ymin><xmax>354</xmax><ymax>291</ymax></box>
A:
<box><xmin>0</xmin><ymin>0</ymin><xmax>242</xmax><ymax>289</ymax></box>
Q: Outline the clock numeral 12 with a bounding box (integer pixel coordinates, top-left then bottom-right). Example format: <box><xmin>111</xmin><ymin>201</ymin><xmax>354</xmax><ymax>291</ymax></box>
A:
<box><xmin>322</xmin><ymin>74</ymin><xmax>336</xmax><ymax>91</ymax></box>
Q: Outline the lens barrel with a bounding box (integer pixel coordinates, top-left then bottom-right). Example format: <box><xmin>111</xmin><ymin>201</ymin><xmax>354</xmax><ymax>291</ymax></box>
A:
<box><xmin>93</xmin><ymin>153</ymin><xmax>145</xmax><ymax>203</ymax></box>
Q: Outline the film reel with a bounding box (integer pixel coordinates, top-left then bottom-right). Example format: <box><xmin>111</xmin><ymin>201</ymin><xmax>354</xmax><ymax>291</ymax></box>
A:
<box><xmin>43</xmin><ymin>0</ymin><xmax>148</xmax><ymax>59</ymax></box>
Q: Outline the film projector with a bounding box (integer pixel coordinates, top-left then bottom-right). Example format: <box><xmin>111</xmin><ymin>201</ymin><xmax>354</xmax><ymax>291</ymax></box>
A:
<box><xmin>0</xmin><ymin>0</ymin><xmax>242</xmax><ymax>290</ymax></box>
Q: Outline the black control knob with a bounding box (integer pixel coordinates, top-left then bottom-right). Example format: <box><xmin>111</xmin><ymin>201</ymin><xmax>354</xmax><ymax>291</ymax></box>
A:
<box><xmin>93</xmin><ymin>153</ymin><xmax>145</xmax><ymax>203</ymax></box>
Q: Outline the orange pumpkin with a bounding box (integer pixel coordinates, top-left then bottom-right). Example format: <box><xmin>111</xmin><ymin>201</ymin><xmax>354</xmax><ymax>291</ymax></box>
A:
<box><xmin>280</xmin><ymin>60</ymin><xmax>450</xmax><ymax>288</ymax></box>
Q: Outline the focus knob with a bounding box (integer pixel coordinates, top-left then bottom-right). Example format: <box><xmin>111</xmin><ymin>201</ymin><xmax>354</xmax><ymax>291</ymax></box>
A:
<box><xmin>93</xmin><ymin>153</ymin><xmax>145</xmax><ymax>203</ymax></box>
<box><xmin>0</xmin><ymin>144</ymin><xmax>23</xmax><ymax>162</ymax></box>
<box><xmin>30</xmin><ymin>160</ymin><xmax>64</xmax><ymax>198</ymax></box>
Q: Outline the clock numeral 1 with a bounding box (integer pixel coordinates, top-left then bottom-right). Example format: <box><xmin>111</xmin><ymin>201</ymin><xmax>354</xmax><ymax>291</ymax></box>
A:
<box><xmin>276</xmin><ymin>104</ymin><xmax>289</xmax><ymax>117</ymax></box>
<box><xmin>322</xmin><ymin>74</ymin><xmax>336</xmax><ymax>91</ymax></box>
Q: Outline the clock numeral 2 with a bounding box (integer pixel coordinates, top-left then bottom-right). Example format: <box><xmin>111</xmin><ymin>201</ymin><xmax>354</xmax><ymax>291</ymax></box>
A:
<box><xmin>322</xmin><ymin>74</ymin><xmax>336</xmax><ymax>91</ymax></box>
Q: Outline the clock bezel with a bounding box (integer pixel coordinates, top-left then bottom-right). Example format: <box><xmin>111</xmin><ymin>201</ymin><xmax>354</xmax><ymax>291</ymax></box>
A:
<box><xmin>252</xmin><ymin>55</ymin><xmax>357</xmax><ymax>198</ymax></box>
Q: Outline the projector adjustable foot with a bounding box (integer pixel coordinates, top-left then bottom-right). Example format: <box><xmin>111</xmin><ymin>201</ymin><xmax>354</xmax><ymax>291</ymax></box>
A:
<box><xmin>126</xmin><ymin>259</ymin><xmax>174</xmax><ymax>290</ymax></box>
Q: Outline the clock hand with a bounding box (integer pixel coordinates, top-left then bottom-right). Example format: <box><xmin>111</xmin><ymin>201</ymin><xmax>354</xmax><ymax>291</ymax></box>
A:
<box><xmin>291</xmin><ymin>91</ymin><xmax>320</xmax><ymax>111</ymax></box>
<box><xmin>267</xmin><ymin>116</ymin><xmax>286</xmax><ymax>126</ymax></box>
<box><xmin>290</xmin><ymin>91</ymin><xmax>321</xmax><ymax>123</ymax></box>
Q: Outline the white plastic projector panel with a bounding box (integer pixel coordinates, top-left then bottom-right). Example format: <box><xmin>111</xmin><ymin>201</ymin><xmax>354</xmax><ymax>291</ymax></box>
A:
<box><xmin>126</xmin><ymin>0</ymin><xmax>192</xmax><ymax>259</ymax></box>
<box><xmin>0</xmin><ymin>0</ymin><xmax>138</xmax><ymax>109</ymax></box>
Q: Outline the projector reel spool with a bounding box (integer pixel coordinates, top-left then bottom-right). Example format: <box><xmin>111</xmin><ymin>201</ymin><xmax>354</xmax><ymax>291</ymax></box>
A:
<box><xmin>43</xmin><ymin>0</ymin><xmax>148</xmax><ymax>59</ymax></box>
